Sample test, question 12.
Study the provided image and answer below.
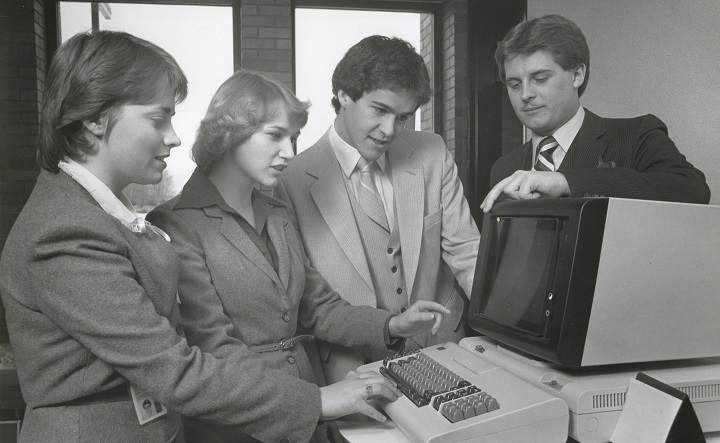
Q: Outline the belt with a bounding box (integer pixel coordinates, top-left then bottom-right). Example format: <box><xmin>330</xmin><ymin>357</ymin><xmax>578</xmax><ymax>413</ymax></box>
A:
<box><xmin>40</xmin><ymin>383</ymin><xmax>129</xmax><ymax>408</ymax></box>
<box><xmin>251</xmin><ymin>335</ymin><xmax>314</xmax><ymax>354</ymax></box>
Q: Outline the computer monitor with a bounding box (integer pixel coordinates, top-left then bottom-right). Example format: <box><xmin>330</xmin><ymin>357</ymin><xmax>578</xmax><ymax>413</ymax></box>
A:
<box><xmin>468</xmin><ymin>197</ymin><xmax>720</xmax><ymax>367</ymax></box>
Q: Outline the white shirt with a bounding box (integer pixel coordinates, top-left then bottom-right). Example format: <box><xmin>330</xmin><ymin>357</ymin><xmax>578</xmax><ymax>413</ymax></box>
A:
<box><xmin>58</xmin><ymin>159</ymin><xmax>169</xmax><ymax>240</ymax></box>
<box><xmin>531</xmin><ymin>106</ymin><xmax>585</xmax><ymax>170</ymax></box>
<box><xmin>329</xmin><ymin>123</ymin><xmax>396</xmax><ymax>231</ymax></box>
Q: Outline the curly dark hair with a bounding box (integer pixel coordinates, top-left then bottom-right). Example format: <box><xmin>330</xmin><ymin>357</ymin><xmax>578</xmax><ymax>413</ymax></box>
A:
<box><xmin>331</xmin><ymin>35</ymin><xmax>432</xmax><ymax>113</ymax></box>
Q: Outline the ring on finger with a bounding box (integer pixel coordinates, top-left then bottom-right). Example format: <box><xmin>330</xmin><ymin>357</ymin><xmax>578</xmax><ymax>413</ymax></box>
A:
<box><xmin>365</xmin><ymin>384</ymin><xmax>373</xmax><ymax>397</ymax></box>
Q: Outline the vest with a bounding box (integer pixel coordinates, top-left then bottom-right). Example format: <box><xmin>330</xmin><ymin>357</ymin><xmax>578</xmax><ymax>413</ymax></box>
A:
<box><xmin>344</xmin><ymin>179</ymin><xmax>409</xmax><ymax>314</ymax></box>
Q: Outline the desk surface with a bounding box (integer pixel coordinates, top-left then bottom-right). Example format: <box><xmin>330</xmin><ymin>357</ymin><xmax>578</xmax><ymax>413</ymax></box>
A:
<box><xmin>337</xmin><ymin>415</ymin><xmax>720</xmax><ymax>443</ymax></box>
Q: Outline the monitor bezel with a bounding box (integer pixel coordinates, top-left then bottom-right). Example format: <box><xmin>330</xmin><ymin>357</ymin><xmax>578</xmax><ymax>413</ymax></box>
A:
<box><xmin>468</xmin><ymin>198</ymin><xmax>609</xmax><ymax>366</ymax></box>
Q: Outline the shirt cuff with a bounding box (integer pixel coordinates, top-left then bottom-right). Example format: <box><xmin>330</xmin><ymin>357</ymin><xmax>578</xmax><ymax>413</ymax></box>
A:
<box><xmin>383</xmin><ymin>315</ymin><xmax>405</xmax><ymax>351</ymax></box>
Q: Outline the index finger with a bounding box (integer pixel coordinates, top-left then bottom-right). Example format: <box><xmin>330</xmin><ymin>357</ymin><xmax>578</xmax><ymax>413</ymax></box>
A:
<box><xmin>373</xmin><ymin>377</ymin><xmax>402</xmax><ymax>398</ymax></box>
<box><xmin>417</xmin><ymin>301</ymin><xmax>451</xmax><ymax>315</ymax></box>
<box><xmin>481</xmin><ymin>174</ymin><xmax>514</xmax><ymax>212</ymax></box>
<box><xmin>480</xmin><ymin>185</ymin><xmax>501</xmax><ymax>213</ymax></box>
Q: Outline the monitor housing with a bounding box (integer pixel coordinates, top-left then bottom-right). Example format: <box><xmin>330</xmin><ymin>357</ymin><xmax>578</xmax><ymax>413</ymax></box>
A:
<box><xmin>468</xmin><ymin>197</ymin><xmax>720</xmax><ymax>367</ymax></box>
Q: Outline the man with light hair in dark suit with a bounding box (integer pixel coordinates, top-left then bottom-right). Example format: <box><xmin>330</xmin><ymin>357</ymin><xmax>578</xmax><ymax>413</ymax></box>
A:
<box><xmin>481</xmin><ymin>14</ymin><xmax>710</xmax><ymax>212</ymax></box>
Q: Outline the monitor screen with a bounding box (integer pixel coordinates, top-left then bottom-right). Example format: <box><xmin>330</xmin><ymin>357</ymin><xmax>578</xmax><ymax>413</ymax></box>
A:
<box><xmin>477</xmin><ymin>217</ymin><xmax>560</xmax><ymax>338</ymax></box>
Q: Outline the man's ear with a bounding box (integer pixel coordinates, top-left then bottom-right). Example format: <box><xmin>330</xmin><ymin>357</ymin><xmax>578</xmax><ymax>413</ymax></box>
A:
<box><xmin>572</xmin><ymin>64</ymin><xmax>587</xmax><ymax>90</ymax></box>
<box><xmin>337</xmin><ymin>90</ymin><xmax>353</xmax><ymax>108</ymax></box>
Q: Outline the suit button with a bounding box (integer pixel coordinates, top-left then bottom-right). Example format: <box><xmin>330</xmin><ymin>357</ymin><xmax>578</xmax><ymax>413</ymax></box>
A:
<box><xmin>175</xmin><ymin>324</ymin><xmax>184</xmax><ymax>335</ymax></box>
<box><xmin>396</xmin><ymin>288</ymin><xmax>403</xmax><ymax>294</ymax></box>
<box><xmin>287</xmin><ymin>356</ymin><xmax>296</xmax><ymax>364</ymax></box>
<box><xmin>282</xmin><ymin>313</ymin><xmax>290</xmax><ymax>322</ymax></box>
<box><xmin>391</xmin><ymin>266</ymin><xmax>397</xmax><ymax>273</ymax></box>
<box><xmin>387</xmin><ymin>248</ymin><xmax>393</xmax><ymax>254</ymax></box>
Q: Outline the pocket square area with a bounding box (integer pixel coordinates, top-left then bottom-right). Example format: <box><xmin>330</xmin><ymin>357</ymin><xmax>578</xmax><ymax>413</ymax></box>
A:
<box><xmin>597</xmin><ymin>157</ymin><xmax>617</xmax><ymax>168</ymax></box>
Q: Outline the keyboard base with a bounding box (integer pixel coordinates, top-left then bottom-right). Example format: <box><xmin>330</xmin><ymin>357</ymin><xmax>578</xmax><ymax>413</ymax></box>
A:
<box><xmin>359</xmin><ymin>342</ymin><xmax>569</xmax><ymax>443</ymax></box>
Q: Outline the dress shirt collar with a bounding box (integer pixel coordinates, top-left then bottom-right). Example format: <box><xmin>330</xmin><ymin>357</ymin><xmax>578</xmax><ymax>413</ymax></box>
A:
<box><xmin>531</xmin><ymin>106</ymin><xmax>585</xmax><ymax>154</ymax></box>
<box><xmin>329</xmin><ymin>121</ymin><xmax>388</xmax><ymax>177</ymax></box>
<box><xmin>58</xmin><ymin>158</ymin><xmax>146</xmax><ymax>233</ymax></box>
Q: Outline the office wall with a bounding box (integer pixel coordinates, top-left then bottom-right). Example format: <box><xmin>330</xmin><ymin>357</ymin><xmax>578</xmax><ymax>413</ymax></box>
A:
<box><xmin>528</xmin><ymin>0</ymin><xmax>720</xmax><ymax>204</ymax></box>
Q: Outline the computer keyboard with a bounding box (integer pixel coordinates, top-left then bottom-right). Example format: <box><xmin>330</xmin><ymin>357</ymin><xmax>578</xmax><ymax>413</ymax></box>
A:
<box><xmin>358</xmin><ymin>342</ymin><xmax>569</xmax><ymax>443</ymax></box>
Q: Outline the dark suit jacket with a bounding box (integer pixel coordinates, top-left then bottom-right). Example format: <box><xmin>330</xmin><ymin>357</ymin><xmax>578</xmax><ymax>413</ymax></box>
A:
<box><xmin>0</xmin><ymin>170</ymin><xmax>328</xmax><ymax>443</ymax></box>
<box><xmin>490</xmin><ymin>109</ymin><xmax>711</xmax><ymax>203</ymax></box>
<box><xmin>147</xmin><ymin>169</ymin><xmax>393</xmax><ymax>442</ymax></box>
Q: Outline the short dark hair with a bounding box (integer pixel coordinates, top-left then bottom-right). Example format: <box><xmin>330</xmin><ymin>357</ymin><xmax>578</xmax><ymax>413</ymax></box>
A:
<box><xmin>192</xmin><ymin>70</ymin><xmax>310</xmax><ymax>174</ymax></box>
<box><xmin>38</xmin><ymin>31</ymin><xmax>188</xmax><ymax>173</ymax></box>
<box><xmin>495</xmin><ymin>14</ymin><xmax>590</xmax><ymax>97</ymax></box>
<box><xmin>331</xmin><ymin>35</ymin><xmax>432</xmax><ymax>113</ymax></box>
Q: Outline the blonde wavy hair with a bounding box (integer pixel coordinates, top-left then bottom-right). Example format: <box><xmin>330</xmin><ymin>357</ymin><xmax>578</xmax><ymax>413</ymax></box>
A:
<box><xmin>192</xmin><ymin>70</ymin><xmax>310</xmax><ymax>174</ymax></box>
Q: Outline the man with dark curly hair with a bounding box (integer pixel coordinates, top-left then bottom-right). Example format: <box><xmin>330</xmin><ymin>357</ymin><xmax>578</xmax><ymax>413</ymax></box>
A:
<box><xmin>278</xmin><ymin>35</ymin><xmax>481</xmax><ymax>384</ymax></box>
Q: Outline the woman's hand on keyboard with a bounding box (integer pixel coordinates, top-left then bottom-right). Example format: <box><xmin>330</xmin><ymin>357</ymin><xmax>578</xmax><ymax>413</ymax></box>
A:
<box><xmin>389</xmin><ymin>300</ymin><xmax>450</xmax><ymax>338</ymax></box>
<box><xmin>319</xmin><ymin>370</ymin><xmax>401</xmax><ymax>422</ymax></box>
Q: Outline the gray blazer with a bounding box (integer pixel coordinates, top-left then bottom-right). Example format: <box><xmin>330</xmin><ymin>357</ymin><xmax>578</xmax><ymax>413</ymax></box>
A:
<box><xmin>147</xmin><ymin>169</ymin><xmax>393</xmax><ymax>442</ymax></box>
<box><xmin>278</xmin><ymin>128</ymin><xmax>481</xmax><ymax>382</ymax></box>
<box><xmin>0</xmin><ymin>170</ymin><xmax>328</xmax><ymax>443</ymax></box>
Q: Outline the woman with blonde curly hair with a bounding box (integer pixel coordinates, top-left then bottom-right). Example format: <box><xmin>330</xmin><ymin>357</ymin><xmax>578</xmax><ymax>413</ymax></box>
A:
<box><xmin>147</xmin><ymin>70</ymin><xmax>451</xmax><ymax>442</ymax></box>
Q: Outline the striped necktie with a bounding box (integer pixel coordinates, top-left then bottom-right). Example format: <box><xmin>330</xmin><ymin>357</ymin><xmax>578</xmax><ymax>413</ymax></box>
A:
<box><xmin>356</xmin><ymin>157</ymin><xmax>390</xmax><ymax>232</ymax></box>
<box><xmin>534</xmin><ymin>136</ymin><xmax>559</xmax><ymax>172</ymax></box>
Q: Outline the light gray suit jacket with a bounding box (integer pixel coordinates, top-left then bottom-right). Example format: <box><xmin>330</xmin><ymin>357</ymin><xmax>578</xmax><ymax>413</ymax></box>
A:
<box><xmin>278</xmin><ymin>128</ymin><xmax>480</xmax><ymax>382</ymax></box>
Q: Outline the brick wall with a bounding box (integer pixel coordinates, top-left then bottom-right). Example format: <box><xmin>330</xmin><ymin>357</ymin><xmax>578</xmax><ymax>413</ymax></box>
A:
<box><xmin>0</xmin><ymin>0</ymin><xmax>45</xmax><ymax>253</ymax></box>
<box><xmin>419</xmin><ymin>13</ymin><xmax>434</xmax><ymax>132</ymax></box>
<box><xmin>437</xmin><ymin>0</ymin><xmax>470</xmax><ymax>181</ymax></box>
<box><xmin>238</xmin><ymin>0</ymin><xmax>294</xmax><ymax>89</ymax></box>
<box><xmin>0</xmin><ymin>0</ymin><xmax>47</xmax><ymax>341</ymax></box>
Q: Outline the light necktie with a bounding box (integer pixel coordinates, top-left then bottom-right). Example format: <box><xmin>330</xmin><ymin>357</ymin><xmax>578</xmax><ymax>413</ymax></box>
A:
<box><xmin>534</xmin><ymin>136</ymin><xmax>559</xmax><ymax>172</ymax></box>
<box><xmin>357</xmin><ymin>157</ymin><xmax>390</xmax><ymax>232</ymax></box>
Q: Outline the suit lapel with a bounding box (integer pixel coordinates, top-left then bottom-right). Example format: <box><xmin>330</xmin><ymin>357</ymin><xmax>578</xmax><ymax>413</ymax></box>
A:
<box><xmin>206</xmin><ymin>206</ymin><xmax>282</xmax><ymax>287</ymax></box>
<box><xmin>308</xmin><ymin>139</ymin><xmax>373</xmax><ymax>290</ymax></box>
<box><xmin>522</xmin><ymin>141</ymin><xmax>534</xmax><ymax>170</ymax></box>
<box><xmin>389</xmin><ymin>137</ymin><xmax>424</xmax><ymax>299</ymax></box>
<box><xmin>560</xmin><ymin>109</ymin><xmax>609</xmax><ymax>170</ymax></box>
